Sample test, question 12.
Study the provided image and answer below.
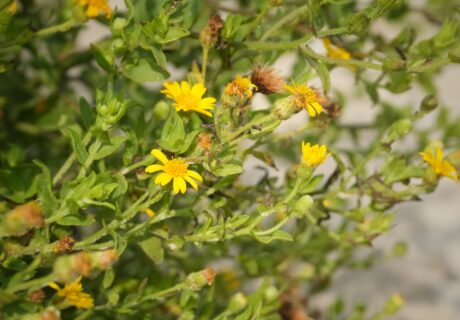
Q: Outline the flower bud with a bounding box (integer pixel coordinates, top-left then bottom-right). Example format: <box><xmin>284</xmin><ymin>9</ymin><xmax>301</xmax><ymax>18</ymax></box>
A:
<box><xmin>152</xmin><ymin>100</ymin><xmax>170</xmax><ymax>120</ymax></box>
<box><xmin>264</xmin><ymin>286</ymin><xmax>279</xmax><ymax>302</ymax></box>
<box><xmin>273</xmin><ymin>97</ymin><xmax>299</xmax><ymax>120</ymax></box>
<box><xmin>228</xmin><ymin>293</ymin><xmax>248</xmax><ymax>313</ymax></box>
<box><xmin>200</xmin><ymin>15</ymin><xmax>224</xmax><ymax>49</ymax></box>
<box><xmin>347</xmin><ymin>12</ymin><xmax>369</xmax><ymax>34</ymax></box>
<box><xmin>296</xmin><ymin>162</ymin><xmax>313</xmax><ymax>181</ymax></box>
<box><xmin>28</xmin><ymin>290</ymin><xmax>46</xmax><ymax>303</ymax></box>
<box><xmin>185</xmin><ymin>268</ymin><xmax>216</xmax><ymax>291</ymax></box>
<box><xmin>420</xmin><ymin>94</ymin><xmax>438</xmax><ymax>113</ymax></box>
<box><xmin>382</xmin><ymin>119</ymin><xmax>412</xmax><ymax>144</ymax></box>
<box><xmin>2</xmin><ymin>202</ymin><xmax>44</xmax><ymax>236</ymax></box>
<box><xmin>383</xmin><ymin>57</ymin><xmax>406</xmax><ymax>71</ymax></box>
<box><xmin>293</xmin><ymin>195</ymin><xmax>314</xmax><ymax>217</ymax></box>
<box><xmin>111</xmin><ymin>17</ymin><xmax>128</xmax><ymax>37</ymax></box>
<box><xmin>111</xmin><ymin>38</ymin><xmax>126</xmax><ymax>56</ymax></box>
<box><xmin>383</xmin><ymin>294</ymin><xmax>405</xmax><ymax>315</ymax></box>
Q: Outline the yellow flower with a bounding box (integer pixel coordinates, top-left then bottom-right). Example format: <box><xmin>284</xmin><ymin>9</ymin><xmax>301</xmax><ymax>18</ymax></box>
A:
<box><xmin>420</xmin><ymin>146</ymin><xmax>458</xmax><ymax>181</ymax></box>
<box><xmin>301</xmin><ymin>142</ymin><xmax>329</xmax><ymax>167</ymax></box>
<box><xmin>144</xmin><ymin>208</ymin><xmax>156</xmax><ymax>218</ymax></box>
<box><xmin>285</xmin><ymin>82</ymin><xmax>324</xmax><ymax>117</ymax></box>
<box><xmin>49</xmin><ymin>276</ymin><xmax>94</xmax><ymax>309</ymax></box>
<box><xmin>161</xmin><ymin>81</ymin><xmax>216</xmax><ymax>117</ymax></box>
<box><xmin>145</xmin><ymin>149</ymin><xmax>203</xmax><ymax>194</ymax></box>
<box><xmin>224</xmin><ymin>75</ymin><xmax>257</xmax><ymax>99</ymax></box>
<box><xmin>78</xmin><ymin>0</ymin><xmax>112</xmax><ymax>19</ymax></box>
<box><xmin>322</xmin><ymin>38</ymin><xmax>351</xmax><ymax>60</ymax></box>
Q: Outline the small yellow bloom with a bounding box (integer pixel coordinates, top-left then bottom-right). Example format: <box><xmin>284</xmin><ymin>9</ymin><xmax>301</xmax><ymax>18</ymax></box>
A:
<box><xmin>285</xmin><ymin>82</ymin><xmax>324</xmax><ymax>117</ymax></box>
<box><xmin>224</xmin><ymin>75</ymin><xmax>257</xmax><ymax>99</ymax></box>
<box><xmin>322</xmin><ymin>38</ymin><xmax>352</xmax><ymax>60</ymax></box>
<box><xmin>144</xmin><ymin>208</ymin><xmax>156</xmax><ymax>218</ymax></box>
<box><xmin>49</xmin><ymin>276</ymin><xmax>94</xmax><ymax>309</ymax></box>
<box><xmin>161</xmin><ymin>81</ymin><xmax>216</xmax><ymax>117</ymax></box>
<box><xmin>145</xmin><ymin>149</ymin><xmax>203</xmax><ymax>194</ymax></box>
<box><xmin>420</xmin><ymin>146</ymin><xmax>458</xmax><ymax>181</ymax></box>
<box><xmin>78</xmin><ymin>0</ymin><xmax>112</xmax><ymax>19</ymax></box>
<box><xmin>7</xmin><ymin>1</ymin><xmax>17</xmax><ymax>14</ymax></box>
<box><xmin>301</xmin><ymin>142</ymin><xmax>329</xmax><ymax>167</ymax></box>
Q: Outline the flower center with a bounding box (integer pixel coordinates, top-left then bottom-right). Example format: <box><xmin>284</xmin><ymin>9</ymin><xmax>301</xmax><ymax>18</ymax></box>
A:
<box><xmin>176</xmin><ymin>93</ymin><xmax>200</xmax><ymax>111</ymax></box>
<box><xmin>296</xmin><ymin>87</ymin><xmax>317</xmax><ymax>104</ymax></box>
<box><xmin>164</xmin><ymin>159</ymin><xmax>189</xmax><ymax>177</ymax></box>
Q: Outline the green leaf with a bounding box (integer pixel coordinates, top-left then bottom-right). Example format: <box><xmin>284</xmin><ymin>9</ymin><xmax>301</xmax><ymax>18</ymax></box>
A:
<box><xmin>103</xmin><ymin>268</ymin><xmax>115</xmax><ymax>289</ymax></box>
<box><xmin>158</xmin><ymin>109</ymin><xmax>186</xmax><ymax>152</ymax></box>
<box><xmin>0</xmin><ymin>165</ymin><xmax>40</xmax><ymax>203</ymax></box>
<box><xmin>66</xmin><ymin>126</ymin><xmax>88</xmax><ymax>166</ymax></box>
<box><xmin>122</xmin><ymin>58</ymin><xmax>169</xmax><ymax>83</ymax></box>
<box><xmin>178</xmin><ymin>130</ymin><xmax>200</xmax><ymax>154</ymax></box>
<box><xmin>79</xmin><ymin>97</ymin><xmax>95</xmax><ymax>130</ymax></box>
<box><xmin>253</xmin><ymin>230</ymin><xmax>293</xmax><ymax>244</ymax></box>
<box><xmin>156</xmin><ymin>27</ymin><xmax>190</xmax><ymax>44</ymax></box>
<box><xmin>33</xmin><ymin>160</ymin><xmax>58</xmax><ymax>217</ymax></box>
<box><xmin>306</xmin><ymin>55</ymin><xmax>331</xmax><ymax>93</ymax></box>
<box><xmin>57</xmin><ymin>214</ymin><xmax>95</xmax><ymax>226</ymax></box>
<box><xmin>139</xmin><ymin>237</ymin><xmax>164</xmax><ymax>264</ymax></box>
<box><xmin>91</xmin><ymin>43</ymin><xmax>114</xmax><ymax>71</ymax></box>
<box><xmin>214</xmin><ymin>164</ymin><xmax>244</xmax><ymax>177</ymax></box>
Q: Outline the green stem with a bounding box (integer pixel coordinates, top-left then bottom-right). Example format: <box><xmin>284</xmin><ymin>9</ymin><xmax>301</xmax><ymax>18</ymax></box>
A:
<box><xmin>119</xmin><ymin>156</ymin><xmax>153</xmax><ymax>175</ymax></box>
<box><xmin>300</xmin><ymin>45</ymin><xmax>382</xmax><ymax>70</ymax></box>
<box><xmin>35</xmin><ymin>19</ymin><xmax>79</xmax><ymax>37</ymax></box>
<box><xmin>260</xmin><ymin>5</ymin><xmax>308</xmax><ymax>41</ymax></box>
<box><xmin>7</xmin><ymin>274</ymin><xmax>56</xmax><ymax>293</ymax></box>
<box><xmin>201</xmin><ymin>47</ymin><xmax>209</xmax><ymax>81</ymax></box>
<box><xmin>223</xmin><ymin>113</ymin><xmax>275</xmax><ymax>142</ymax></box>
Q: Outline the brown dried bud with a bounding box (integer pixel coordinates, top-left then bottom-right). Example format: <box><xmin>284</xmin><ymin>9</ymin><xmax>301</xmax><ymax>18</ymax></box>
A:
<box><xmin>28</xmin><ymin>289</ymin><xmax>46</xmax><ymax>303</ymax></box>
<box><xmin>198</xmin><ymin>132</ymin><xmax>212</xmax><ymax>151</ymax></box>
<box><xmin>93</xmin><ymin>249</ymin><xmax>117</xmax><ymax>269</ymax></box>
<box><xmin>54</xmin><ymin>236</ymin><xmax>75</xmax><ymax>254</ymax></box>
<box><xmin>39</xmin><ymin>309</ymin><xmax>61</xmax><ymax>320</ymax></box>
<box><xmin>3</xmin><ymin>202</ymin><xmax>44</xmax><ymax>236</ymax></box>
<box><xmin>251</xmin><ymin>65</ymin><xmax>285</xmax><ymax>95</ymax></box>
<box><xmin>202</xmin><ymin>268</ymin><xmax>216</xmax><ymax>285</ymax></box>
<box><xmin>200</xmin><ymin>14</ymin><xmax>224</xmax><ymax>49</ymax></box>
<box><xmin>324</xmin><ymin>101</ymin><xmax>341</xmax><ymax>119</ymax></box>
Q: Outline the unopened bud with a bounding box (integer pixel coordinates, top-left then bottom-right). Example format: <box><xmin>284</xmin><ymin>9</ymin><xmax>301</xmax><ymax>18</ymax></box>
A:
<box><xmin>347</xmin><ymin>12</ymin><xmax>369</xmax><ymax>34</ymax></box>
<box><xmin>383</xmin><ymin>294</ymin><xmax>405</xmax><ymax>314</ymax></box>
<box><xmin>111</xmin><ymin>17</ymin><xmax>128</xmax><ymax>37</ymax></box>
<box><xmin>273</xmin><ymin>97</ymin><xmax>299</xmax><ymax>120</ymax></box>
<box><xmin>296</xmin><ymin>162</ymin><xmax>314</xmax><ymax>181</ymax></box>
<box><xmin>228</xmin><ymin>293</ymin><xmax>248</xmax><ymax>313</ymax></box>
<box><xmin>382</xmin><ymin>119</ymin><xmax>412</xmax><ymax>144</ymax></box>
<box><xmin>264</xmin><ymin>286</ymin><xmax>279</xmax><ymax>302</ymax></box>
<box><xmin>3</xmin><ymin>202</ymin><xmax>44</xmax><ymax>236</ymax></box>
<box><xmin>152</xmin><ymin>100</ymin><xmax>170</xmax><ymax>120</ymax></box>
<box><xmin>383</xmin><ymin>57</ymin><xmax>406</xmax><ymax>71</ymax></box>
<box><xmin>293</xmin><ymin>195</ymin><xmax>314</xmax><ymax>217</ymax></box>
<box><xmin>420</xmin><ymin>94</ymin><xmax>438</xmax><ymax>113</ymax></box>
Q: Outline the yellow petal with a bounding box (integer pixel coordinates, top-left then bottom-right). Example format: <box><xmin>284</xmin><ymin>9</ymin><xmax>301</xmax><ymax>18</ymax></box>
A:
<box><xmin>184</xmin><ymin>176</ymin><xmax>198</xmax><ymax>190</ymax></box>
<box><xmin>145</xmin><ymin>164</ymin><xmax>164</xmax><ymax>173</ymax></box>
<box><xmin>187</xmin><ymin>170</ymin><xmax>203</xmax><ymax>182</ymax></box>
<box><xmin>191</xmin><ymin>83</ymin><xmax>206</xmax><ymax>98</ymax></box>
<box><xmin>173</xmin><ymin>177</ymin><xmax>181</xmax><ymax>194</ymax></box>
<box><xmin>155</xmin><ymin>173</ymin><xmax>172</xmax><ymax>186</ymax></box>
<box><xmin>180</xmin><ymin>81</ymin><xmax>191</xmax><ymax>94</ymax></box>
<box><xmin>151</xmin><ymin>149</ymin><xmax>169</xmax><ymax>165</ymax></box>
<box><xmin>49</xmin><ymin>282</ymin><xmax>61</xmax><ymax>291</ymax></box>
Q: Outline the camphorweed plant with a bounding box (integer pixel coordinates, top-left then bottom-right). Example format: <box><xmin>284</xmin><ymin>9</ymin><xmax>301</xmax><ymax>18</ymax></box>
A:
<box><xmin>0</xmin><ymin>0</ymin><xmax>459</xmax><ymax>319</ymax></box>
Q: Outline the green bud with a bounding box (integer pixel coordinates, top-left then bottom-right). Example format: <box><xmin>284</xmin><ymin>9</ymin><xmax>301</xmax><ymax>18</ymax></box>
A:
<box><xmin>111</xmin><ymin>18</ymin><xmax>128</xmax><ymax>37</ymax></box>
<box><xmin>228</xmin><ymin>293</ymin><xmax>248</xmax><ymax>313</ymax></box>
<box><xmin>383</xmin><ymin>294</ymin><xmax>405</xmax><ymax>315</ymax></box>
<box><xmin>152</xmin><ymin>101</ymin><xmax>171</xmax><ymax>120</ymax></box>
<box><xmin>273</xmin><ymin>97</ymin><xmax>299</xmax><ymax>120</ymax></box>
<box><xmin>383</xmin><ymin>57</ymin><xmax>406</xmax><ymax>71</ymax></box>
<box><xmin>111</xmin><ymin>38</ymin><xmax>126</xmax><ymax>56</ymax></box>
<box><xmin>448</xmin><ymin>46</ymin><xmax>460</xmax><ymax>63</ymax></box>
<box><xmin>97</xmin><ymin>104</ymin><xmax>109</xmax><ymax>116</ymax></box>
<box><xmin>420</xmin><ymin>94</ymin><xmax>438</xmax><ymax>113</ymax></box>
<box><xmin>264</xmin><ymin>286</ymin><xmax>279</xmax><ymax>302</ymax></box>
<box><xmin>347</xmin><ymin>13</ymin><xmax>369</xmax><ymax>34</ymax></box>
<box><xmin>382</xmin><ymin>119</ymin><xmax>412</xmax><ymax>144</ymax></box>
<box><xmin>168</xmin><ymin>235</ymin><xmax>185</xmax><ymax>251</ymax></box>
<box><xmin>293</xmin><ymin>195</ymin><xmax>314</xmax><ymax>217</ymax></box>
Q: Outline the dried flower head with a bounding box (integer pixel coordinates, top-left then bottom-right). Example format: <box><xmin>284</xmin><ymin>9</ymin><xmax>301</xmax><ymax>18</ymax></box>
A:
<box><xmin>251</xmin><ymin>65</ymin><xmax>285</xmax><ymax>94</ymax></box>
<box><xmin>49</xmin><ymin>276</ymin><xmax>94</xmax><ymax>309</ymax></box>
<box><xmin>198</xmin><ymin>132</ymin><xmax>212</xmax><ymax>151</ymax></box>
<box><xmin>200</xmin><ymin>14</ymin><xmax>224</xmax><ymax>48</ymax></box>
<box><xmin>55</xmin><ymin>236</ymin><xmax>76</xmax><ymax>254</ymax></box>
<box><xmin>28</xmin><ymin>289</ymin><xmax>46</xmax><ymax>303</ymax></box>
<box><xmin>5</xmin><ymin>201</ymin><xmax>44</xmax><ymax>236</ymax></box>
<box><xmin>145</xmin><ymin>149</ymin><xmax>203</xmax><ymax>194</ymax></box>
<box><xmin>202</xmin><ymin>268</ymin><xmax>216</xmax><ymax>285</ymax></box>
<box><xmin>73</xmin><ymin>251</ymin><xmax>92</xmax><ymax>276</ymax></box>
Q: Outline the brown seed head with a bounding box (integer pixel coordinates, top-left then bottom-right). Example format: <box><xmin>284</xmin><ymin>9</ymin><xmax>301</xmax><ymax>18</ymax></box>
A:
<box><xmin>54</xmin><ymin>236</ymin><xmax>76</xmax><ymax>254</ymax></box>
<box><xmin>251</xmin><ymin>65</ymin><xmax>285</xmax><ymax>94</ymax></box>
<box><xmin>200</xmin><ymin>14</ymin><xmax>224</xmax><ymax>48</ymax></box>
<box><xmin>28</xmin><ymin>289</ymin><xmax>46</xmax><ymax>303</ymax></box>
<box><xmin>73</xmin><ymin>251</ymin><xmax>92</xmax><ymax>276</ymax></box>
<box><xmin>198</xmin><ymin>132</ymin><xmax>212</xmax><ymax>151</ymax></box>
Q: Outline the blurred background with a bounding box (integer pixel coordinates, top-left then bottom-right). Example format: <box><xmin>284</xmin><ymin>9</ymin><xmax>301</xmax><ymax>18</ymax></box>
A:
<box><xmin>80</xmin><ymin>1</ymin><xmax>460</xmax><ymax>318</ymax></box>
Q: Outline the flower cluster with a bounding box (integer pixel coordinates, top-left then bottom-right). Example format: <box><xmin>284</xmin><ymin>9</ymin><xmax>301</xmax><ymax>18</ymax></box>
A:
<box><xmin>49</xmin><ymin>276</ymin><xmax>93</xmax><ymax>309</ymax></box>
<box><xmin>420</xmin><ymin>146</ymin><xmax>458</xmax><ymax>181</ymax></box>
